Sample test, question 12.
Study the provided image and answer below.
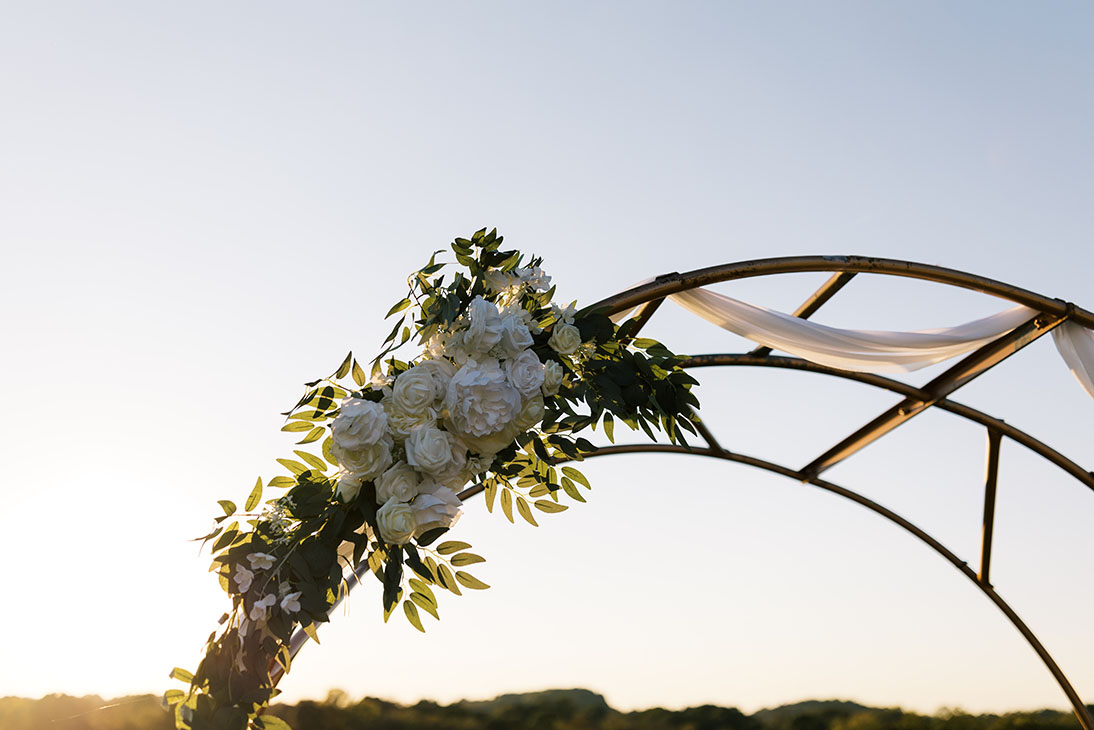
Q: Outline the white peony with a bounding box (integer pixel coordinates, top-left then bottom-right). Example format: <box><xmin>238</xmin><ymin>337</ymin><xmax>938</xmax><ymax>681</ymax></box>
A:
<box><xmin>377</xmin><ymin>499</ymin><xmax>417</xmax><ymax>545</ymax></box>
<box><xmin>515</xmin><ymin>393</ymin><xmax>545</xmax><ymax>431</ymax></box>
<box><xmin>405</xmin><ymin>426</ymin><xmax>455</xmax><ymax>477</ymax></box>
<box><xmin>542</xmin><ymin>360</ymin><xmax>564</xmax><ymax>396</ymax></box>
<box><xmin>332</xmin><ymin>435</ymin><xmax>393</xmax><ymax>483</ymax></box>
<box><xmin>548</xmin><ymin>323</ymin><xmax>582</xmax><ymax>355</ymax></box>
<box><xmin>444</xmin><ymin>359</ymin><xmax>522</xmax><ymax>438</ymax></box>
<box><xmin>411</xmin><ymin>480</ymin><xmax>462</xmax><ymax>538</ymax></box>
<box><xmin>457</xmin><ymin>421</ymin><xmax>520</xmax><ymax>460</ymax></box>
<box><xmin>504</xmin><ymin>349</ymin><xmax>545</xmax><ymax>397</ymax></box>
<box><xmin>462</xmin><ymin>296</ymin><xmax>504</xmax><ymax>355</ymax></box>
<box><xmin>494</xmin><ymin>314</ymin><xmax>534</xmax><ymax>359</ymax></box>
<box><xmin>390</xmin><ymin>367</ymin><xmax>437</xmax><ymax>414</ymax></box>
<box><xmin>331</xmin><ymin>398</ymin><xmax>388</xmax><ymax>450</ymax></box>
<box><xmin>375</xmin><ymin>461</ymin><xmax>421</xmax><ymax>503</ymax></box>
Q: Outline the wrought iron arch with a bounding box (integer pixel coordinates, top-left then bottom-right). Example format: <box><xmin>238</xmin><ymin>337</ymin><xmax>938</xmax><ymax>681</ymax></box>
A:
<box><xmin>282</xmin><ymin>256</ymin><xmax>1094</xmax><ymax>730</ymax></box>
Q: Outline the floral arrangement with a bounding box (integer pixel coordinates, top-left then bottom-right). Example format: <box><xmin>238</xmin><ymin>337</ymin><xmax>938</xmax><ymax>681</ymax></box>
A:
<box><xmin>166</xmin><ymin>229</ymin><xmax>701</xmax><ymax>730</ymax></box>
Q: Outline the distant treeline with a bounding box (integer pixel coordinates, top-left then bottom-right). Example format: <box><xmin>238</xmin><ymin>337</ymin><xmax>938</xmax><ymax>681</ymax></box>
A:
<box><xmin>1</xmin><ymin>689</ymin><xmax>1089</xmax><ymax>730</ymax></box>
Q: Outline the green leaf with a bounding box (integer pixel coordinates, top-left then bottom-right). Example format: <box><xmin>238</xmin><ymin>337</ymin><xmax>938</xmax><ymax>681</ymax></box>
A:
<box><xmin>454</xmin><ymin>571</ymin><xmax>490</xmax><ymax>590</ymax></box>
<box><xmin>602</xmin><ymin>413</ymin><xmax>615</xmax><ymax>443</ymax></box>
<box><xmin>302</xmin><ymin>623</ymin><xmax>320</xmax><ymax>645</ymax></box>
<box><xmin>484</xmin><ymin>482</ymin><xmax>497</xmax><ymax>512</ymax></box>
<box><xmin>409</xmin><ymin>578</ymin><xmax>437</xmax><ymax>605</ymax></box>
<box><xmin>500</xmin><ymin>487</ymin><xmax>514</xmax><ymax>523</ymax></box>
<box><xmin>386</xmin><ymin>298</ymin><xmax>412</xmax><ymax>318</ymax></box>
<box><xmin>436</xmin><ymin>541</ymin><xmax>471</xmax><ymax>555</ymax></box>
<box><xmin>351</xmin><ymin>360</ymin><xmax>367</xmax><ymax>387</ymax></box>
<box><xmin>294</xmin><ymin>450</ymin><xmax>328</xmax><ymax>473</ymax></box>
<box><xmin>256</xmin><ymin>716</ymin><xmax>294</xmax><ymax>730</ymax></box>
<box><xmin>162</xmin><ymin>689</ymin><xmax>185</xmax><ymax>706</ymax></box>
<box><xmin>169</xmin><ymin>667</ymin><xmax>194</xmax><ymax>683</ymax></box>
<box><xmin>280</xmin><ymin>421</ymin><xmax>314</xmax><ymax>432</ymax></box>
<box><xmin>334</xmin><ymin>351</ymin><xmax>353</xmax><ymax>379</ymax></box>
<box><xmin>560</xmin><ymin>477</ymin><xmax>586</xmax><ymax>503</ymax></box>
<box><xmin>277</xmin><ymin>458</ymin><xmax>308</xmax><ymax>476</ymax></box>
<box><xmin>437</xmin><ymin>564</ymin><xmax>461</xmax><ymax>595</ymax></box>
<box><xmin>217</xmin><ymin>500</ymin><xmax>236</xmax><ymax>517</ymax></box>
<box><xmin>410</xmin><ymin>591</ymin><xmax>440</xmax><ymax>620</ymax></box>
<box><xmin>450</xmin><ymin>552</ymin><xmax>486</xmax><ymax>566</ymax></box>
<box><xmin>516</xmin><ymin>496</ymin><xmax>538</xmax><ymax>526</ymax></box>
<box><xmin>296</xmin><ymin>426</ymin><xmax>326</xmax><ymax>444</ymax></box>
<box><xmin>245</xmin><ymin>477</ymin><xmax>263</xmax><ymax>512</ymax></box>
<box><xmin>403</xmin><ymin>599</ymin><xmax>425</xmax><ymax>632</ymax></box>
<box><xmin>561</xmin><ymin>466</ymin><xmax>591</xmax><ymax>489</ymax></box>
<box><xmin>269</xmin><ymin>476</ymin><xmax>296</xmax><ymax>489</ymax></box>
<box><xmin>416</xmin><ymin>527</ymin><xmax>448</xmax><ymax>546</ymax></box>
<box><xmin>534</xmin><ymin>500</ymin><xmax>568</xmax><ymax>514</ymax></box>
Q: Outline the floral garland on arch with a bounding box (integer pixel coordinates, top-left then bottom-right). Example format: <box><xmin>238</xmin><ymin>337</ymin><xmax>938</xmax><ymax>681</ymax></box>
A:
<box><xmin>165</xmin><ymin>229</ymin><xmax>701</xmax><ymax>730</ymax></box>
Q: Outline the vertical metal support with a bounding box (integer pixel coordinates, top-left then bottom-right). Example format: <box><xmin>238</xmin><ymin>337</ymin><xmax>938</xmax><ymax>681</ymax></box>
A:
<box><xmin>979</xmin><ymin>429</ymin><xmax>1002</xmax><ymax>586</ymax></box>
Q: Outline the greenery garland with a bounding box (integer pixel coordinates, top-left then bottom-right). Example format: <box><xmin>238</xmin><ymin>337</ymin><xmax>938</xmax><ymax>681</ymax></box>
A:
<box><xmin>166</xmin><ymin>229</ymin><xmax>702</xmax><ymax>730</ymax></box>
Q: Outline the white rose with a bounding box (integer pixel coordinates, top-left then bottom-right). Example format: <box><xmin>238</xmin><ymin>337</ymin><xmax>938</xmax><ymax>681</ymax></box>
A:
<box><xmin>335</xmin><ymin>474</ymin><xmax>362</xmax><ymax>503</ymax></box>
<box><xmin>391</xmin><ymin>367</ymin><xmax>437</xmax><ymax>414</ymax></box>
<box><xmin>504</xmin><ymin>349</ymin><xmax>545</xmax><ymax>397</ymax></box>
<box><xmin>444</xmin><ymin>359</ymin><xmax>522</xmax><ymax>438</ymax></box>
<box><xmin>462</xmin><ymin>296</ymin><xmax>504</xmax><ymax>355</ymax></box>
<box><xmin>411</xmin><ymin>480</ymin><xmax>462</xmax><ymax>538</ymax></box>
<box><xmin>384</xmin><ymin>401</ymin><xmax>437</xmax><ymax>440</ymax></box>
<box><xmin>405</xmin><ymin>426</ymin><xmax>455</xmax><ymax>477</ymax></box>
<box><xmin>375</xmin><ymin>461</ymin><xmax>421</xmax><ymax>503</ymax></box>
<box><xmin>542</xmin><ymin>360</ymin><xmax>564</xmax><ymax>396</ymax></box>
<box><xmin>494</xmin><ymin>314</ymin><xmax>534</xmax><ymax>360</ymax></box>
<box><xmin>414</xmin><ymin>358</ymin><xmax>456</xmax><ymax>402</ymax></box>
<box><xmin>515</xmin><ymin>393</ymin><xmax>544</xmax><ymax>431</ymax></box>
<box><xmin>548</xmin><ymin>323</ymin><xmax>582</xmax><ymax>355</ymax></box>
<box><xmin>376</xmin><ymin>499</ymin><xmax>417</xmax><ymax>545</ymax></box>
<box><xmin>331</xmin><ymin>398</ymin><xmax>388</xmax><ymax>450</ymax></box>
<box><xmin>332</xmin><ymin>435</ymin><xmax>393</xmax><ymax>482</ymax></box>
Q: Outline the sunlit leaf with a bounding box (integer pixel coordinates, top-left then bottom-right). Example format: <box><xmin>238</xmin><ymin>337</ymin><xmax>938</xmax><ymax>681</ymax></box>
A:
<box><xmin>245</xmin><ymin>478</ymin><xmax>263</xmax><ymax>512</ymax></box>
<box><xmin>454</xmin><ymin>571</ymin><xmax>490</xmax><ymax>590</ymax></box>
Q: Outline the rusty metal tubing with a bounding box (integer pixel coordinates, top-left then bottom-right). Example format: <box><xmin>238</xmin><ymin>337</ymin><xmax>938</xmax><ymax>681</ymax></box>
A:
<box><xmin>681</xmin><ymin>354</ymin><xmax>1094</xmax><ymax>492</ymax></box>
<box><xmin>574</xmin><ymin>443</ymin><xmax>1094</xmax><ymax>730</ymax></box>
<box><xmin>589</xmin><ymin>256</ymin><xmax>1094</xmax><ymax>329</ymax></box>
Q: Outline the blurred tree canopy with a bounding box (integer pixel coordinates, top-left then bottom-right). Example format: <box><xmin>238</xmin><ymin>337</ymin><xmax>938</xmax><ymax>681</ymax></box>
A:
<box><xmin>2</xmin><ymin>690</ymin><xmax>1088</xmax><ymax>730</ymax></box>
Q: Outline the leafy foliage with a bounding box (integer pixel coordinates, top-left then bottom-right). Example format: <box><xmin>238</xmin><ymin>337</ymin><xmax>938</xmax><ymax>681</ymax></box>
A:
<box><xmin>169</xmin><ymin>229</ymin><xmax>701</xmax><ymax>729</ymax></box>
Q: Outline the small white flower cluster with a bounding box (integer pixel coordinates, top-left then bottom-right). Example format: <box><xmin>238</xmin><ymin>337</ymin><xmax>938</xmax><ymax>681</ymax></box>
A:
<box><xmin>234</xmin><ymin>554</ymin><xmax>302</xmax><ymax>636</ymax></box>
<box><xmin>330</xmin><ymin>288</ymin><xmax>583</xmax><ymax>545</ymax></box>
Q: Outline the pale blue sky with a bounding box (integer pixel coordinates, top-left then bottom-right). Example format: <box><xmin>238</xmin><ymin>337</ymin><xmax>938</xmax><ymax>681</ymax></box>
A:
<box><xmin>1</xmin><ymin>1</ymin><xmax>1092</xmax><ymax>716</ymax></box>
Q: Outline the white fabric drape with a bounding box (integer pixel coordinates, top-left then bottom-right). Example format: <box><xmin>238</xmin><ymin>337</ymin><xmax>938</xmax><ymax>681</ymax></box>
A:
<box><xmin>1052</xmin><ymin>322</ymin><xmax>1094</xmax><ymax>399</ymax></box>
<box><xmin>668</xmin><ymin>288</ymin><xmax>1038</xmax><ymax>374</ymax></box>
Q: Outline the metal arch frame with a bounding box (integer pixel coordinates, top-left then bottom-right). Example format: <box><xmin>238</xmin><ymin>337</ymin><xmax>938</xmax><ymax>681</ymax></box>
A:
<box><xmin>575</xmin><ymin>256</ymin><xmax>1093</xmax><ymax>730</ymax></box>
<box><xmin>278</xmin><ymin>256</ymin><xmax>1093</xmax><ymax>730</ymax></box>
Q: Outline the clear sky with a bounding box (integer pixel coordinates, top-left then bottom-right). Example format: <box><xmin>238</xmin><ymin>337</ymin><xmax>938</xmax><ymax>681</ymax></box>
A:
<box><xmin>2</xmin><ymin>0</ymin><xmax>1092</xmax><ymax>717</ymax></box>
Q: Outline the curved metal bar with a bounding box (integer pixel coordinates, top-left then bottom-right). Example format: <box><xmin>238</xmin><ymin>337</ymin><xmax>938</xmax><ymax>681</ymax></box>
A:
<box><xmin>573</xmin><ymin>444</ymin><xmax>1094</xmax><ymax>730</ymax></box>
<box><xmin>683</xmin><ymin>354</ymin><xmax>1094</xmax><ymax>492</ymax></box>
<box><xmin>590</xmin><ymin>255</ymin><xmax>1094</xmax><ymax>328</ymax></box>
